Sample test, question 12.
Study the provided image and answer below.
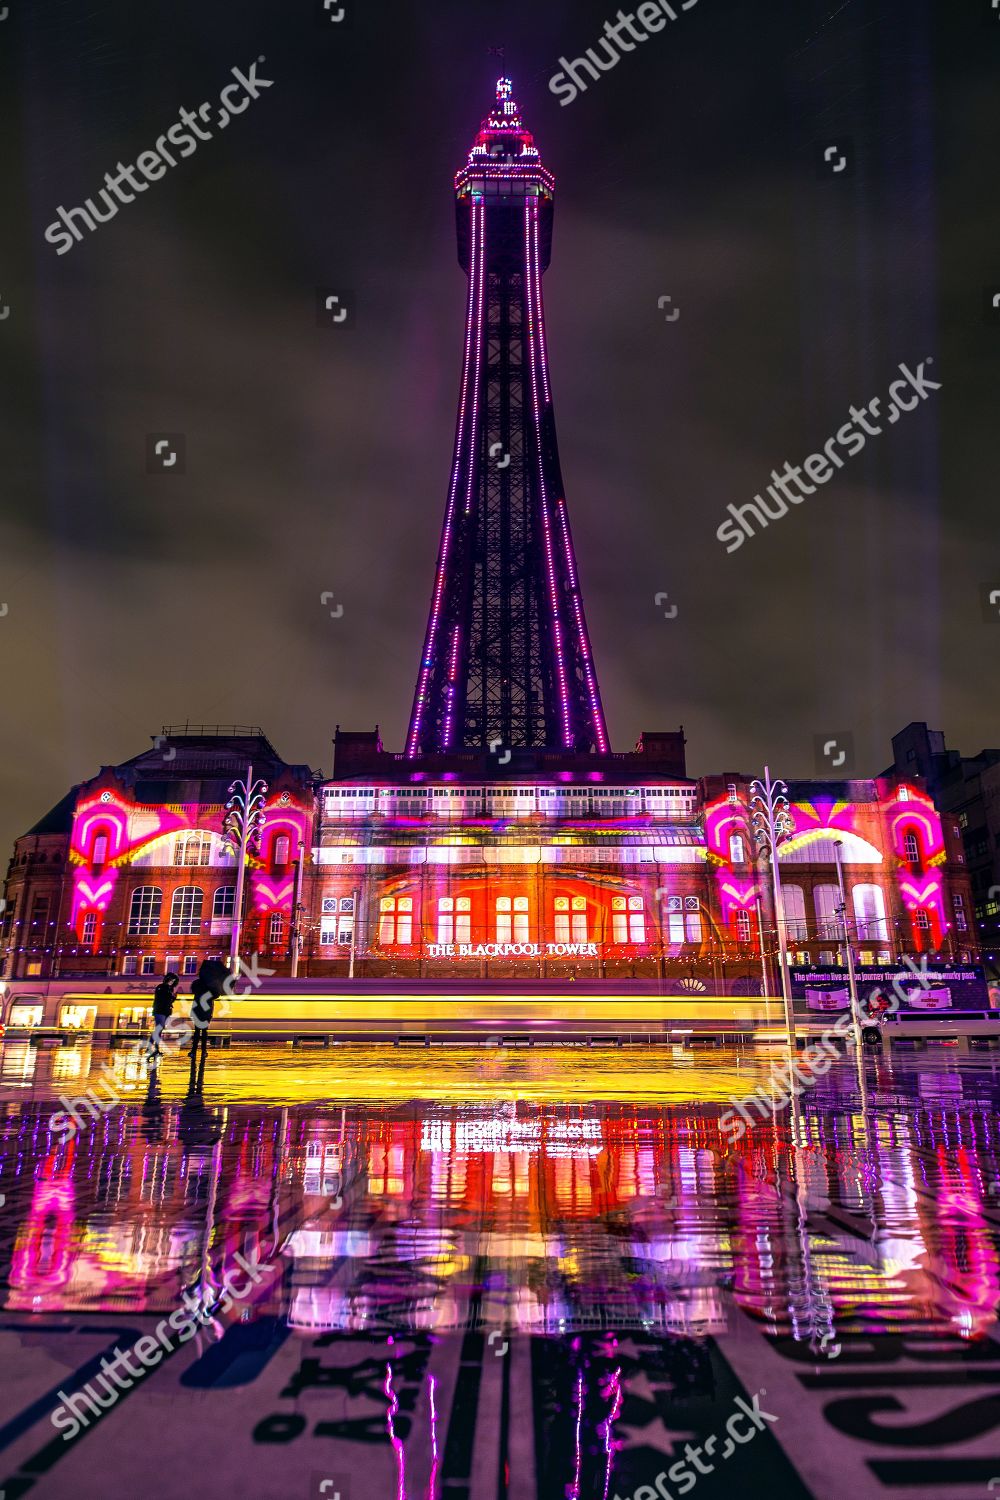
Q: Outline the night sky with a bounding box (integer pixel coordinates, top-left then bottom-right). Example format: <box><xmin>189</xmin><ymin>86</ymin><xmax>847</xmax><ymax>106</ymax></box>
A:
<box><xmin>1</xmin><ymin>0</ymin><xmax>997</xmax><ymax>858</ymax></box>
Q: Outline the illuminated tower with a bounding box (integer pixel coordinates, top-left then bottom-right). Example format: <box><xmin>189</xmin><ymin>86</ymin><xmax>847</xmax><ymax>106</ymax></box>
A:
<box><xmin>406</xmin><ymin>78</ymin><xmax>609</xmax><ymax>759</ymax></box>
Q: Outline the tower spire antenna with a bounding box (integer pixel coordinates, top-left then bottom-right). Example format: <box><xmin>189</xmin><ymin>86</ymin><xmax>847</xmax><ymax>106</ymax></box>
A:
<box><xmin>406</xmin><ymin>79</ymin><xmax>609</xmax><ymax>760</ymax></box>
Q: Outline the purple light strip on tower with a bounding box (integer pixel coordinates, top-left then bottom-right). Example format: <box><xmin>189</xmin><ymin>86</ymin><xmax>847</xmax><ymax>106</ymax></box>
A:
<box><xmin>463</xmin><ymin>202</ymin><xmax>487</xmax><ymax>520</ymax></box>
<box><xmin>530</xmin><ymin>189</ymin><xmax>551</xmax><ymax>407</ymax></box>
<box><xmin>555</xmin><ymin>498</ymin><xmax>610</xmax><ymax>752</ymax></box>
<box><xmin>407</xmin><ymin>199</ymin><xmax>485</xmax><ymax>756</ymax></box>
<box><xmin>525</xmin><ymin>196</ymin><xmax>573</xmax><ymax>747</ymax></box>
<box><xmin>442</xmin><ymin>621</ymin><xmax>462</xmax><ymax>748</ymax></box>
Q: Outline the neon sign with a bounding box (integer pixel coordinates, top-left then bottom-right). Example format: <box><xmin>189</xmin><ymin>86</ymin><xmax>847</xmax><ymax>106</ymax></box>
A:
<box><xmin>429</xmin><ymin>941</ymin><xmax>599</xmax><ymax>959</ymax></box>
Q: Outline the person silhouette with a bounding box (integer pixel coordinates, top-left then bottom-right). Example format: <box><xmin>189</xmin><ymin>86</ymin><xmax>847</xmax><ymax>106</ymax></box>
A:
<box><xmin>188</xmin><ymin>958</ymin><xmax>228</xmax><ymax>1063</ymax></box>
<box><xmin>150</xmin><ymin>972</ymin><xmax>179</xmax><ymax>1060</ymax></box>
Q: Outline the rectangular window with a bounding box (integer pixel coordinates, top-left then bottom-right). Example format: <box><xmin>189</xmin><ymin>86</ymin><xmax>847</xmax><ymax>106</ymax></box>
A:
<box><xmin>268</xmin><ymin>913</ymin><xmax>285</xmax><ymax>946</ymax></box>
<box><xmin>630</xmin><ymin>897</ymin><xmax>647</xmax><ymax>944</ymax></box>
<box><xmin>513</xmin><ymin>896</ymin><xmax>530</xmax><ymax>943</ymax></box>
<box><xmin>497</xmin><ymin>896</ymin><xmax>512</xmax><ymax>944</ymax></box>
<box><xmin>379</xmin><ymin>896</ymin><xmax>413</xmax><ymax>945</ymax></box>
<box><xmin>953</xmin><ymin>893</ymin><xmax>968</xmax><ymax>933</ymax></box>
<box><xmin>662</xmin><ymin>896</ymin><xmax>684</xmax><ymax>945</ymax></box>
<box><xmin>123</xmin><ymin>955</ymin><xmax>138</xmax><ymax>976</ymax></box>
<box><xmin>554</xmin><ymin>896</ymin><xmax>570</xmax><ymax>944</ymax></box>
<box><xmin>141</xmin><ymin>956</ymin><xmax>157</xmax><ymax>976</ymax></box>
<box><xmin>182</xmin><ymin>955</ymin><xmax>198</xmax><ymax>975</ymax></box>
<box><xmin>683</xmin><ymin>897</ymin><xmax>700</xmax><ymax>945</ymax></box>
<box><xmin>82</xmin><ymin>912</ymin><xmax>98</xmax><ymax>945</ymax></box>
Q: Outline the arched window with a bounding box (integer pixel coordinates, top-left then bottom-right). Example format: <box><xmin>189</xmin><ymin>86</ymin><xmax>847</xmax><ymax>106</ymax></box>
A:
<box><xmin>213</xmin><ymin>886</ymin><xmax>236</xmax><ymax>920</ymax></box>
<box><xmin>903</xmin><ymin>831</ymin><xmax>921</xmax><ymax>865</ymax></box>
<box><xmin>273</xmin><ymin>834</ymin><xmax>291</xmax><ymax>866</ymax></box>
<box><xmin>128</xmin><ymin>886</ymin><xmax>162</xmax><ymax>936</ymax></box>
<box><xmin>853</xmin><ymin>884</ymin><xmax>888</xmax><ymax>942</ymax></box>
<box><xmin>735</xmin><ymin>908</ymin><xmax>752</xmax><ymax>944</ymax></box>
<box><xmin>92</xmin><ymin>833</ymin><xmax>109</xmax><ymax>867</ymax></box>
<box><xmin>169</xmin><ymin>886</ymin><xmax>204</xmax><ymax>936</ymax></box>
<box><xmin>781</xmin><ymin>885</ymin><xmax>807</xmax><ymax>942</ymax></box>
<box><xmin>729</xmin><ymin>833</ymin><xmax>746</xmax><ymax>865</ymax></box>
<box><xmin>174</xmin><ymin>832</ymin><xmax>212</xmax><ymax>867</ymax></box>
<box><xmin>914</xmin><ymin>908</ymin><xmax>931</xmax><ymax>932</ymax></box>
<box><xmin>813</xmin><ymin>884</ymin><xmax>841</xmax><ymax>940</ymax></box>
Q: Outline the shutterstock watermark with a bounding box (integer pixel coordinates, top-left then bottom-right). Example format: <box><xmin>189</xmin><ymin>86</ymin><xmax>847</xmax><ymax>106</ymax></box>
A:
<box><xmin>43</xmin><ymin>58</ymin><xmax>275</xmax><ymax>255</ymax></box>
<box><xmin>50</xmin><ymin>1247</ymin><xmax>277</xmax><ymax>1440</ymax></box>
<box><xmin>549</xmin><ymin>2</ymin><xmax>701</xmax><ymax>107</ymax></box>
<box><xmin>613</xmin><ymin>1390</ymin><xmax>778</xmax><ymax>1499</ymax></box>
<box><xmin>717</xmin><ymin>359</ymin><xmax>943</xmax><ymax>554</ymax></box>
<box><xmin>48</xmin><ymin>954</ymin><xmax>275</xmax><ymax>1145</ymax></box>
<box><xmin>720</xmin><ymin>956</ymin><xmax>933</xmax><ymax>1143</ymax></box>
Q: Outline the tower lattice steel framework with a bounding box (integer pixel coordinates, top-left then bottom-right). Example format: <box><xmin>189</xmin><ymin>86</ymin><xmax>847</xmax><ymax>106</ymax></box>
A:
<box><xmin>406</xmin><ymin>79</ymin><xmax>609</xmax><ymax>758</ymax></box>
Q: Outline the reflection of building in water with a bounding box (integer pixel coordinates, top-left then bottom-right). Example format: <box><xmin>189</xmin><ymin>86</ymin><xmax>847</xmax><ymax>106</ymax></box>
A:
<box><xmin>3</xmin><ymin>1085</ymin><xmax>1000</xmax><ymax>1342</ymax></box>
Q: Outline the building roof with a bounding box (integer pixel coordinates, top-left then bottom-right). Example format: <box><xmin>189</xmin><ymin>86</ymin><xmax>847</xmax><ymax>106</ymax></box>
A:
<box><xmin>23</xmin><ymin>786</ymin><xmax>79</xmax><ymax>837</ymax></box>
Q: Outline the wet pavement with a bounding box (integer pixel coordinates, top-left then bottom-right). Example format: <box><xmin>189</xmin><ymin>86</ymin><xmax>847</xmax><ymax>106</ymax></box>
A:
<box><xmin>1</xmin><ymin>1041</ymin><xmax>1000</xmax><ymax>1498</ymax></box>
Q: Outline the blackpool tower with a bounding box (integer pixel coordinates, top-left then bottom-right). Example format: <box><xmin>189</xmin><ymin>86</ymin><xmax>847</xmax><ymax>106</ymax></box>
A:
<box><xmin>406</xmin><ymin>79</ymin><xmax>609</xmax><ymax>760</ymax></box>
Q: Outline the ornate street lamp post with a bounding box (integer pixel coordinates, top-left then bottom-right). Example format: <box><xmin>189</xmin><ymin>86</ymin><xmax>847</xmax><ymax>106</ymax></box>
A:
<box><xmin>222</xmin><ymin>765</ymin><xmax>268</xmax><ymax>968</ymax></box>
<box><xmin>750</xmin><ymin>766</ymin><xmax>796</xmax><ymax>1042</ymax></box>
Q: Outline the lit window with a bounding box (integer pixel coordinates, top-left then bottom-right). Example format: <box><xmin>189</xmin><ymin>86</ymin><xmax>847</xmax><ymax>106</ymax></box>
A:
<box><xmin>735</xmin><ymin>909</ymin><xmax>752</xmax><ymax>944</ymax></box>
<box><xmin>554</xmin><ymin>895</ymin><xmax>570</xmax><ymax>943</ymax></box>
<box><xmin>682</xmin><ymin>896</ymin><xmax>699</xmax><ymax>945</ymax></box>
<box><xmin>903</xmin><ymin>831</ymin><xmax>921</xmax><ymax>864</ymax></box>
<box><xmin>781</xmin><ymin>885</ymin><xmax>807</xmax><ymax>942</ymax></box>
<box><xmin>729</xmin><ymin>833</ymin><xmax>746</xmax><ymax>864</ymax></box>
<box><xmin>612</xmin><ymin>895</ymin><xmax>646</xmax><ymax>943</ymax></box>
<box><xmin>379</xmin><ymin>896</ymin><xmax>413</xmax><ymax>945</ymax></box>
<box><xmin>438</xmin><ymin>897</ymin><xmax>454</xmax><ymax>945</ymax></box>
<box><xmin>813</xmin><ymin>885</ymin><xmax>841</xmax><ymax>940</ymax></box>
<box><xmin>174</xmin><ymin>832</ymin><xmax>212</xmax><ymax>867</ymax></box>
<box><xmin>915</xmin><ymin>908</ymin><xmax>931</xmax><ymax>931</ymax></box>
<box><xmin>273</xmin><ymin>834</ymin><xmax>291</xmax><ymax>866</ymax></box>
<box><xmin>92</xmin><ymin>833</ymin><xmax>109</xmax><ymax>867</ymax></box>
<box><xmin>514</xmin><ymin>896</ymin><xmax>530</xmax><ymax>943</ymax></box>
<box><xmin>213</xmin><ymin>885</ymin><xmax>236</xmax><ymax>920</ymax></box>
<box><xmin>572</xmin><ymin>895</ymin><xmax>588</xmax><ymax>943</ymax></box>
<box><xmin>497</xmin><ymin>896</ymin><xmax>512</xmax><ymax>944</ymax></box>
<box><xmin>660</xmin><ymin>896</ymin><xmax>684</xmax><ymax>945</ymax></box>
<box><xmin>169</xmin><ymin>885</ymin><xmax>204</xmax><ymax>936</ymax></box>
<box><xmin>853</xmin><ymin>884</ymin><xmax>888</xmax><ymax>942</ymax></box>
<box><xmin>953</xmin><ymin>893</ymin><xmax>968</xmax><ymax>933</ymax></box>
<box><xmin>128</xmin><ymin>886</ymin><xmax>163</xmax><ymax>936</ymax></box>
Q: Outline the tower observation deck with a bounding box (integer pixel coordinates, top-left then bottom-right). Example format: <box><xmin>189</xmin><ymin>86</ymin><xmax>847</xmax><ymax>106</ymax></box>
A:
<box><xmin>406</xmin><ymin>79</ymin><xmax>609</xmax><ymax>760</ymax></box>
